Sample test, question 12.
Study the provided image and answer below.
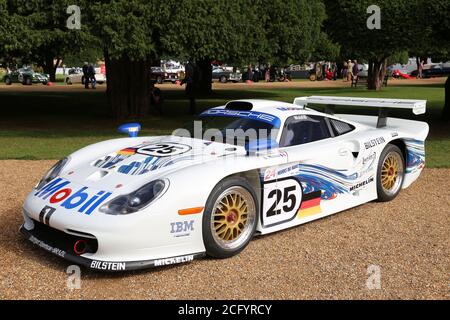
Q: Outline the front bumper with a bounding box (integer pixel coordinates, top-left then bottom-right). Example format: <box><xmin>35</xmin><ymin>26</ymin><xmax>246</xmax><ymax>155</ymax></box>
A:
<box><xmin>20</xmin><ymin>222</ymin><xmax>205</xmax><ymax>272</ymax></box>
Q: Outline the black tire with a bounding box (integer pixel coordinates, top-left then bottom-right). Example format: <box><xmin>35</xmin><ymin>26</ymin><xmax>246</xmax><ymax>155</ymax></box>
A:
<box><xmin>376</xmin><ymin>144</ymin><xmax>405</xmax><ymax>202</ymax></box>
<box><xmin>202</xmin><ymin>177</ymin><xmax>258</xmax><ymax>259</ymax></box>
<box><xmin>66</xmin><ymin>78</ymin><xmax>72</xmax><ymax>85</ymax></box>
<box><xmin>157</xmin><ymin>76</ymin><xmax>163</xmax><ymax>84</ymax></box>
<box><xmin>219</xmin><ymin>75</ymin><xmax>227</xmax><ymax>83</ymax></box>
<box><xmin>5</xmin><ymin>77</ymin><xmax>12</xmax><ymax>85</ymax></box>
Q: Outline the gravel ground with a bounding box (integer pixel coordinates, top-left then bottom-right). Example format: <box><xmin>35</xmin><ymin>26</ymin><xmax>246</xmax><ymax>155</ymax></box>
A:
<box><xmin>0</xmin><ymin>160</ymin><xmax>448</xmax><ymax>300</ymax></box>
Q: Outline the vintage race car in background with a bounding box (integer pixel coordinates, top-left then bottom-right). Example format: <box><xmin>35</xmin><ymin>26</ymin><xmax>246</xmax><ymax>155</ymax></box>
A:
<box><xmin>4</xmin><ymin>67</ymin><xmax>49</xmax><ymax>85</ymax></box>
<box><xmin>21</xmin><ymin>96</ymin><xmax>428</xmax><ymax>271</ymax></box>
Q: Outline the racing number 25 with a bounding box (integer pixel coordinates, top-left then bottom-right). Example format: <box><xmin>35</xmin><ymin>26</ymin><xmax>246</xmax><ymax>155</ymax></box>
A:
<box><xmin>266</xmin><ymin>186</ymin><xmax>297</xmax><ymax>217</ymax></box>
<box><xmin>262</xmin><ymin>178</ymin><xmax>302</xmax><ymax>227</ymax></box>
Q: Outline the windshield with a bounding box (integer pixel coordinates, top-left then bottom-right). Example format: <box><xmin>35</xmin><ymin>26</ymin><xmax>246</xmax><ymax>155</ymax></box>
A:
<box><xmin>174</xmin><ymin>115</ymin><xmax>279</xmax><ymax>147</ymax></box>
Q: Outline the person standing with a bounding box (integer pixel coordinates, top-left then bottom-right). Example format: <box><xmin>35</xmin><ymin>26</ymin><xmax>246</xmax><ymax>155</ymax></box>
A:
<box><xmin>180</xmin><ymin>61</ymin><xmax>196</xmax><ymax>115</ymax></box>
<box><xmin>352</xmin><ymin>60</ymin><xmax>359</xmax><ymax>80</ymax></box>
<box><xmin>347</xmin><ymin>60</ymin><xmax>353</xmax><ymax>82</ymax></box>
<box><xmin>418</xmin><ymin>60</ymin><xmax>424</xmax><ymax>79</ymax></box>
<box><xmin>82</xmin><ymin>62</ymin><xmax>89</xmax><ymax>89</ymax></box>
<box><xmin>265</xmin><ymin>64</ymin><xmax>270</xmax><ymax>82</ymax></box>
<box><xmin>87</xmin><ymin>63</ymin><xmax>96</xmax><ymax>89</ymax></box>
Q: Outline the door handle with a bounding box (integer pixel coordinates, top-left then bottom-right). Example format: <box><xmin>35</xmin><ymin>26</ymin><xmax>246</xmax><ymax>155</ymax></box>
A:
<box><xmin>338</xmin><ymin>148</ymin><xmax>349</xmax><ymax>156</ymax></box>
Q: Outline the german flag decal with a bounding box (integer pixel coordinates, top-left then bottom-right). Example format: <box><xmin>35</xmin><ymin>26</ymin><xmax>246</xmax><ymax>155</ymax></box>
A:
<box><xmin>297</xmin><ymin>190</ymin><xmax>322</xmax><ymax>218</ymax></box>
<box><xmin>117</xmin><ymin>148</ymin><xmax>137</xmax><ymax>156</ymax></box>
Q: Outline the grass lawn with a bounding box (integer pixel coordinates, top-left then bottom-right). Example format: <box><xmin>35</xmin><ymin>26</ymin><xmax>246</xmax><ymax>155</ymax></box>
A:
<box><xmin>0</xmin><ymin>82</ymin><xmax>448</xmax><ymax>167</ymax></box>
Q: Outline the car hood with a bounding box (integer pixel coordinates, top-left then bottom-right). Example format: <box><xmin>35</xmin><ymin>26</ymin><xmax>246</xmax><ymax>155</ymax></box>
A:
<box><xmin>61</xmin><ymin>136</ymin><xmax>247</xmax><ymax>192</ymax></box>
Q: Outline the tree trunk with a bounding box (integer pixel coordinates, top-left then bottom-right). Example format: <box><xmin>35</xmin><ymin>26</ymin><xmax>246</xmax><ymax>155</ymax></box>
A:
<box><xmin>367</xmin><ymin>58</ymin><xmax>387</xmax><ymax>90</ymax></box>
<box><xmin>105</xmin><ymin>53</ymin><xmax>152</xmax><ymax>119</ymax></box>
<box><xmin>443</xmin><ymin>76</ymin><xmax>450</xmax><ymax>121</ymax></box>
<box><xmin>196</xmin><ymin>58</ymin><xmax>212</xmax><ymax>95</ymax></box>
<box><xmin>42</xmin><ymin>56</ymin><xmax>59</xmax><ymax>82</ymax></box>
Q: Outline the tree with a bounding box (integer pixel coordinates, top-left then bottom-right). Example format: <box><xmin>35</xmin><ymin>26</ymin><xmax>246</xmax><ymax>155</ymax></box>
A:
<box><xmin>162</xmin><ymin>0</ymin><xmax>264</xmax><ymax>94</ymax></box>
<box><xmin>1</xmin><ymin>0</ymin><xmax>92</xmax><ymax>81</ymax></box>
<box><xmin>324</xmin><ymin>0</ymin><xmax>427</xmax><ymax>90</ymax></box>
<box><xmin>163</xmin><ymin>0</ymin><xmax>332</xmax><ymax>94</ymax></box>
<box><xmin>87</xmin><ymin>0</ymin><xmax>171</xmax><ymax>118</ymax></box>
<box><xmin>422</xmin><ymin>0</ymin><xmax>450</xmax><ymax>120</ymax></box>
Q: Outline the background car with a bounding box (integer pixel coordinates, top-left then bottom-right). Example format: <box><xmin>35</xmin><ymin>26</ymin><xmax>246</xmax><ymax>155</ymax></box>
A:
<box><xmin>212</xmin><ymin>66</ymin><xmax>242</xmax><ymax>83</ymax></box>
<box><xmin>151</xmin><ymin>67</ymin><xmax>179</xmax><ymax>84</ymax></box>
<box><xmin>420</xmin><ymin>65</ymin><xmax>450</xmax><ymax>78</ymax></box>
<box><xmin>65</xmin><ymin>68</ymin><xmax>106</xmax><ymax>85</ymax></box>
<box><xmin>4</xmin><ymin>67</ymin><xmax>49</xmax><ymax>85</ymax></box>
<box><xmin>357</xmin><ymin>64</ymin><xmax>369</xmax><ymax>78</ymax></box>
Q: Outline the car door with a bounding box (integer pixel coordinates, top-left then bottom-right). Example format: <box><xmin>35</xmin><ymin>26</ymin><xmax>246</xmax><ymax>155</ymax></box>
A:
<box><xmin>259</xmin><ymin>115</ymin><xmax>358</xmax><ymax>230</ymax></box>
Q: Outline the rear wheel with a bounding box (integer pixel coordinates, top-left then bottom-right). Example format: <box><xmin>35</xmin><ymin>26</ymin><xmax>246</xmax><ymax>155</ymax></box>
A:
<box><xmin>4</xmin><ymin>77</ymin><xmax>12</xmax><ymax>85</ymax></box>
<box><xmin>219</xmin><ymin>75</ymin><xmax>227</xmax><ymax>83</ymax></box>
<box><xmin>203</xmin><ymin>177</ymin><xmax>258</xmax><ymax>258</ymax></box>
<box><xmin>377</xmin><ymin>144</ymin><xmax>405</xmax><ymax>202</ymax></box>
<box><xmin>156</xmin><ymin>76</ymin><xmax>163</xmax><ymax>84</ymax></box>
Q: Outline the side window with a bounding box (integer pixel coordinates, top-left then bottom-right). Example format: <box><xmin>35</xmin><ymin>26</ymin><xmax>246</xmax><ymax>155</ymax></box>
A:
<box><xmin>329</xmin><ymin>118</ymin><xmax>355</xmax><ymax>136</ymax></box>
<box><xmin>280</xmin><ymin>115</ymin><xmax>331</xmax><ymax>147</ymax></box>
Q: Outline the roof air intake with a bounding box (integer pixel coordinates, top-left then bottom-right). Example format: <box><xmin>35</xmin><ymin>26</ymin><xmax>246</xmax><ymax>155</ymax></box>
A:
<box><xmin>225</xmin><ymin>101</ymin><xmax>253</xmax><ymax>111</ymax></box>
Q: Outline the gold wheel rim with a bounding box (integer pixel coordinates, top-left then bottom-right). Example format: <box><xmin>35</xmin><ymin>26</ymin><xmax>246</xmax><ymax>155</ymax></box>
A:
<box><xmin>211</xmin><ymin>186</ymin><xmax>256</xmax><ymax>250</ymax></box>
<box><xmin>380</xmin><ymin>151</ymin><xmax>404</xmax><ymax>196</ymax></box>
<box><xmin>213</xmin><ymin>193</ymin><xmax>248</xmax><ymax>241</ymax></box>
<box><xmin>381</xmin><ymin>154</ymin><xmax>399</xmax><ymax>190</ymax></box>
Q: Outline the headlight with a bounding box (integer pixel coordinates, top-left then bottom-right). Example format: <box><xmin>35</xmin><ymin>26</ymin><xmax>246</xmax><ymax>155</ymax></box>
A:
<box><xmin>99</xmin><ymin>180</ymin><xmax>167</xmax><ymax>215</ymax></box>
<box><xmin>35</xmin><ymin>157</ymin><xmax>69</xmax><ymax>190</ymax></box>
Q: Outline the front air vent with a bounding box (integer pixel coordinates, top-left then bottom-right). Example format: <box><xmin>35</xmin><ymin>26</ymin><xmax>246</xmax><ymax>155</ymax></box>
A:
<box><xmin>225</xmin><ymin>101</ymin><xmax>253</xmax><ymax>111</ymax></box>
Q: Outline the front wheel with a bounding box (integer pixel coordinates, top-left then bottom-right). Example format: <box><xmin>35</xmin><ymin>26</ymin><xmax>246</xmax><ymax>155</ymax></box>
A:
<box><xmin>377</xmin><ymin>144</ymin><xmax>405</xmax><ymax>202</ymax></box>
<box><xmin>203</xmin><ymin>177</ymin><xmax>258</xmax><ymax>258</ymax></box>
<box><xmin>5</xmin><ymin>77</ymin><xmax>12</xmax><ymax>85</ymax></box>
<box><xmin>219</xmin><ymin>75</ymin><xmax>227</xmax><ymax>83</ymax></box>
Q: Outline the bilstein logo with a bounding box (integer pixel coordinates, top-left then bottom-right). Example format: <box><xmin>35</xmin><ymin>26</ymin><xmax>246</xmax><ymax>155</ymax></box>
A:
<box><xmin>34</xmin><ymin>178</ymin><xmax>112</xmax><ymax>215</ymax></box>
<box><xmin>364</xmin><ymin>137</ymin><xmax>386</xmax><ymax>150</ymax></box>
<box><xmin>90</xmin><ymin>261</ymin><xmax>126</xmax><ymax>271</ymax></box>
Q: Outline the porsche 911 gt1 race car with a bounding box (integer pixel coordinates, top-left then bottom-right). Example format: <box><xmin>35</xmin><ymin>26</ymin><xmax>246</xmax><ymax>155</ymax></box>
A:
<box><xmin>21</xmin><ymin>96</ymin><xmax>428</xmax><ymax>271</ymax></box>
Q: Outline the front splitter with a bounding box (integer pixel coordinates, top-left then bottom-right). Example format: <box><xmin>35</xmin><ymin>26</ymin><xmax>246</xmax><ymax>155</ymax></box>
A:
<box><xmin>20</xmin><ymin>225</ymin><xmax>205</xmax><ymax>272</ymax></box>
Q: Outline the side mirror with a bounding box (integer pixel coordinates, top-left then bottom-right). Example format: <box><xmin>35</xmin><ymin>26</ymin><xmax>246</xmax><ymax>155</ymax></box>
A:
<box><xmin>118</xmin><ymin>123</ymin><xmax>141</xmax><ymax>138</ymax></box>
<box><xmin>246</xmin><ymin>139</ymin><xmax>279</xmax><ymax>154</ymax></box>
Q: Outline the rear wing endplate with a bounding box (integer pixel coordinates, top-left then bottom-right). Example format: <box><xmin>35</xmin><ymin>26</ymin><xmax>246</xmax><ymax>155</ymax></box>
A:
<box><xmin>293</xmin><ymin>96</ymin><xmax>427</xmax><ymax>128</ymax></box>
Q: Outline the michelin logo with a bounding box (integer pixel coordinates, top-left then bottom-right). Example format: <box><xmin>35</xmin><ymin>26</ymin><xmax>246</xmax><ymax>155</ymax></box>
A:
<box><xmin>350</xmin><ymin>177</ymin><xmax>374</xmax><ymax>191</ymax></box>
<box><xmin>154</xmin><ymin>255</ymin><xmax>194</xmax><ymax>267</ymax></box>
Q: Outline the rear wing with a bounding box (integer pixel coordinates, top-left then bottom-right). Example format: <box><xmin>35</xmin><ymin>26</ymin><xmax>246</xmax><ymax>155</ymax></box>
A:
<box><xmin>293</xmin><ymin>96</ymin><xmax>427</xmax><ymax>128</ymax></box>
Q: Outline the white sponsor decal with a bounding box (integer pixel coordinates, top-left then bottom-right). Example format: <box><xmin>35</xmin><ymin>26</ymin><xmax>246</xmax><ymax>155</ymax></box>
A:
<box><xmin>154</xmin><ymin>255</ymin><xmax>194</xmax><ymax>267</ymax></box>
<box><xmin>90</xmin><ymin>260</ymin><xmax>126</xmax><ymax>271</ymax></box>
<box><xmin>29</xmin><ymin>235</ymin><xmax>66</xmax><ymax>257</ymax></box>
<box><xmin>137</xmin><ymin>143</ymin><xmax>191</xmax><ymax>157</ymax></box>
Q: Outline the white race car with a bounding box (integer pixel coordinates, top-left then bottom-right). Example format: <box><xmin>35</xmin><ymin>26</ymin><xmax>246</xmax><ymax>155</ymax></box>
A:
<box><xmin>21</xmin><ymin>96</ymin><xmax>428</xmax><ymax>271</ymax></box>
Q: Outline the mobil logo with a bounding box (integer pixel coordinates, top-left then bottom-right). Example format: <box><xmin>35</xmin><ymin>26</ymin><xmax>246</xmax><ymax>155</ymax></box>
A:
<box><xmin>34</xmin><ymin>178</ymin><xmax>112</xmax><ymax>215</ymax></box>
